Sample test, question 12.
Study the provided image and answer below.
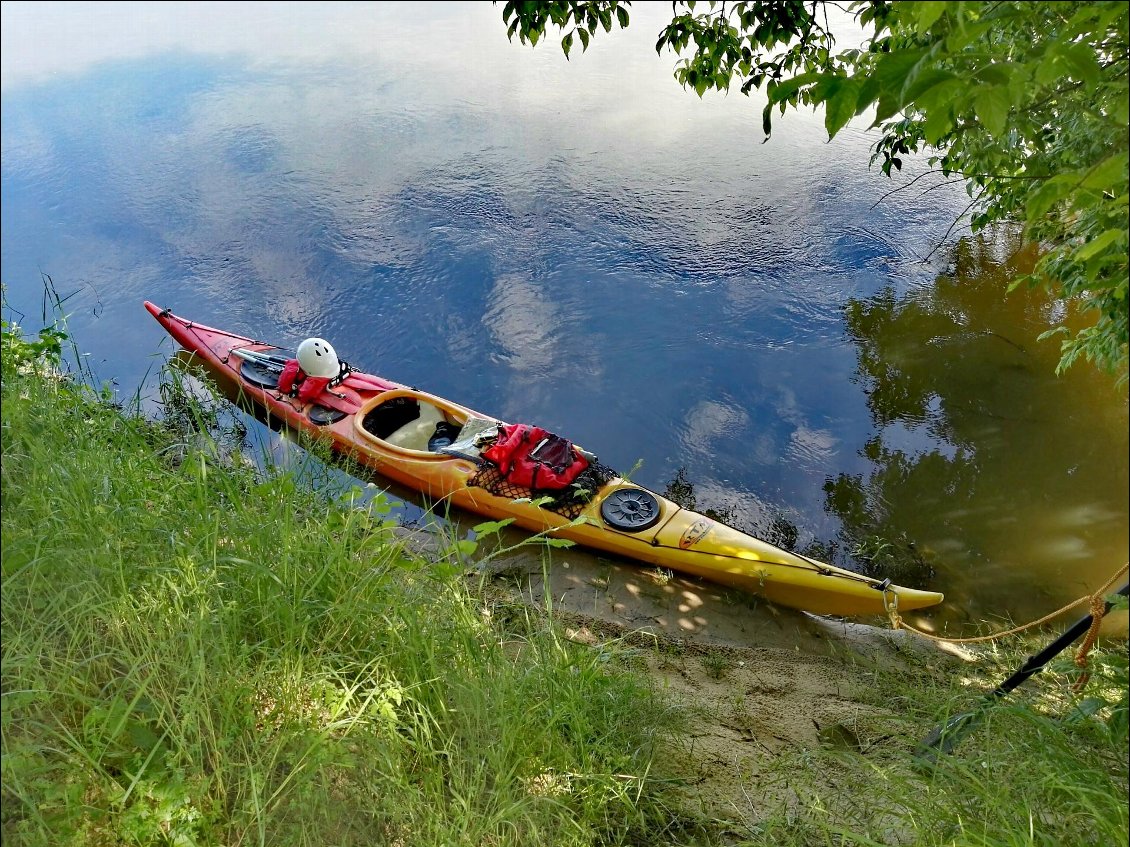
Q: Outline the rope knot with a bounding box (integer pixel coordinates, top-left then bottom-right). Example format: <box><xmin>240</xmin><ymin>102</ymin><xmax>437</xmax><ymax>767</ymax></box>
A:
<box><xmin>1071</xmin><ymin>593</ymin><xmax>1111</xmax><ymax>693</ymax></box>
<box><xmin>882</xmin><ymin>589</ymin><xmax>904</xmax><ymax>631</ymax></box>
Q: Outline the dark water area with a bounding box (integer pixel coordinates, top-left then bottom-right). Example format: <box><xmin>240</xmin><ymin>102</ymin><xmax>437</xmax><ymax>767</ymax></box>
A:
<box><xmin>3</xmin><ymin>3</ymin><xmax>1126</xmax><ymax>631</ymax></box>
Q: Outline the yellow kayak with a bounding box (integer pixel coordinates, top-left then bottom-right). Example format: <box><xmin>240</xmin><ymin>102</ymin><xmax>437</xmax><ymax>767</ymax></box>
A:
<box><xmin>146</xmin><ymin>301</ymin><xmax>944</xmax><ymax>617</ymax></box>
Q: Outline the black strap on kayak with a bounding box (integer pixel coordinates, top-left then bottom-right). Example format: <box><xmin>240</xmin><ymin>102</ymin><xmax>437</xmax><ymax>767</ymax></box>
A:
<box><xmin>328</xmin><ymin>360</ymin><xmax>352</xmax><ymax>389</ymax></box>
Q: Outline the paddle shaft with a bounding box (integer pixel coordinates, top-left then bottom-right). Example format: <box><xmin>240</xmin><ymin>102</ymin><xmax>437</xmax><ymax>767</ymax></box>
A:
<box><xmin>917</xmin><ymin>582</ymin><xmax>1129</xmax><ymax>760</ymax></box>
<box><xmin>232</xmin><ymin>348</ymin><xmax>290</xmax><ymax>372</ymax></box>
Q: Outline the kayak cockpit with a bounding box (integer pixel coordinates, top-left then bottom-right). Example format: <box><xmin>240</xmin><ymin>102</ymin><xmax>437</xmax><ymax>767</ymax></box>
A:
<box><xmin>355</xmin><ymin>389</ymin><xmax>497</xmax><ymax>457</ymax></box>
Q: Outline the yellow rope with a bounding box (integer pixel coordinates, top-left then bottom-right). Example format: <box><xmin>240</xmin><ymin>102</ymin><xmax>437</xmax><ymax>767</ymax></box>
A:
<box><xmin>883</xmin><ymin>562</ymin><xmax>1129</xmax><ymax>646</ymax></box>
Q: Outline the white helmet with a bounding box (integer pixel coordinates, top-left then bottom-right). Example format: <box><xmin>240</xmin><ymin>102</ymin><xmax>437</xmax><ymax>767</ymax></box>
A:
<box><xmin>296</xmin><ymin>337</ymin><xmax>340</xmax><ymax>378</ymax></box>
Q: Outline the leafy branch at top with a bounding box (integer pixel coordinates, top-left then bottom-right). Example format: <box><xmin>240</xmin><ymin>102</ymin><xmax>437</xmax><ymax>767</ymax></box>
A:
<box><xmin>500</xmin><ymin>1</ymin><xmax>1130</xmax><ymax>380</ymax></box>
<box><xmin>501</xmin><ymin>0</ymin><xmax>631</xmax><ymax>57</ymax></box>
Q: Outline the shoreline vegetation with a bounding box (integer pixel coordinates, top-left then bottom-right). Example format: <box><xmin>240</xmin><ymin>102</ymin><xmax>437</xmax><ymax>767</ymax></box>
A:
<box><xmin>2</xmin><ymin>318</ymin><xmax>1127</xmax><ymax>845</ymax></box>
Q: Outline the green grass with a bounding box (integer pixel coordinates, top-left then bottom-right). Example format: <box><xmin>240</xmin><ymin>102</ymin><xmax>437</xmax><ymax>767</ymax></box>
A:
<box><xmin>744</xmin><ymin>680</ymin><xmax>1129</xmax><ymax>847</ymax></box>
<box><xmin>2</xmin><ymin>315</ymin><xmax>1127</xmax><ymax>847</ymax></box>
<box><xmin>0</xmin><ymin>346</ymin><xmax>680</xmax><ymax>845</ymax></box>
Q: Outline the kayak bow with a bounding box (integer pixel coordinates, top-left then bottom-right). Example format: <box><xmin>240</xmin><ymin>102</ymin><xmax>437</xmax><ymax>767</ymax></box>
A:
<box><xmin>144</xmin><ymin>301</ymin><xmax>944</xmax><ymax>617</ymax></box>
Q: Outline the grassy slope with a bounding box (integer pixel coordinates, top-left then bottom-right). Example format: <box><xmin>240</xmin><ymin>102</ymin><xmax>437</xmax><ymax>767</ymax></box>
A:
<box><xmin>2</xmin><ymin>340</ymin><xmax>1127</xmax><ymax>847</ymax></box>
<box><xmin>0</xmin><ymin>361</ymin><xmax>682</xmax><ymax>846</ymax></box>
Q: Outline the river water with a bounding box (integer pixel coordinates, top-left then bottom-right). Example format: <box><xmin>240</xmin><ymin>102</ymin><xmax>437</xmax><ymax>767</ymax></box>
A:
<box><xmin>2</xmin><ymin>2</ymin><xmax>1126</xmax><ymax>631</ymax></box>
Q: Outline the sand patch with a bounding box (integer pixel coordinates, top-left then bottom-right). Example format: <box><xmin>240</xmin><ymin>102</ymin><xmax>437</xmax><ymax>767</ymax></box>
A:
<box><xmin>395</xmin><ymin>525</ymin><xmax>968</xmax><ymax>837</ymax></box>
<box><xmin>475</xmin><ymin>548</ymin><xmax>968</xmax><ymax>836</ymax></box>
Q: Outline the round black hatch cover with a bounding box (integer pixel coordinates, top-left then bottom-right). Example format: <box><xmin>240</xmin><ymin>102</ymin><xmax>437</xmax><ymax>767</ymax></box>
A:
<box><xmin>239</xmin><ymin>358</ymin><xmax>280</xmax><ymax>389</ymax></box>
<box><xmin>308</xmin><ymin>405</ymin><xmax>346</xmax><ymax>425</ymax></box>
<box><xmin>600</xmin><ymin>488</ymin><xmax>662</xmax><ymax>532</ymax></box>
<box><xmin>238</xmin><ymin>348</ymin><xmax>295</xmax><ymax>389</ymax></box>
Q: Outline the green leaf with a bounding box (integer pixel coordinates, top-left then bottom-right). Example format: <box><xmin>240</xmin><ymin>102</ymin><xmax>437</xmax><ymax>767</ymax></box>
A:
<box><xmin>913</xmin><ymin>1</ymin><xmax>947</xmax><ymax>34</ymax></box>
<box><xmin>578</xmin><ymin>27</ymin><xmax>591</xmax><ymax>51</ymax></box>
<box><xmin>1035</xmin><ymin>43</ymin><xmax>1065</xmax><ymax>87</ymax></box>
<box><xmin>944</xmin><ymin>19</ymin><xmax>993</xmax><ymax>52</ymax></box>
<box><xmin>1081</xmin><ymin>153</ymin><xmax>1129</xmax><ymax>191</ymax></box>
<box><xmin>1037</xmin><ymin>326</ymin><xmax>1069</xmax><ymax>342</ymax></box>
<box><xmin>871</xmin><ymin>92</ymin><xmax>902</xmax><ymax>125</ymax></box>
<box><xmin>766</xmin><ymin>71</ymin><xmax>821</xmax><ymax>105</ymax></box>
<box><xmin>543</xmin><ymin>538</ymin><xmax>575</xmax><ymax>548</ymax></box>
<box><xmin>901</xmin><ymin>68</ymin><xmax>957</xmax><ymax>104</ymax></box>
<box><xmin>915</xmin><ymin>78</ymin><xmax>963</xmax><ymax>115</ymax></box>
<box><xmin>473</xmin><ymin>518</ymin><xmax>516</xmax><ymax>536</ymax></box>
<box><xmin>854</xmin><ymin>74</ymin><xmax>882</xmax><ymax>115</ymax></box>
<box><xmin>1060</xmin><ymin>42</ymin><xmax>1101</xmax><ymax>86</ymax></box>
<box><xmin>974</xmin><ymin>64</ymin><xmax>1013</xmax><ymax>87</ymax></box>
<box><xmin>1076</xmin><ymin>229</ymin><xmax>1125</xmax><ymax>262</ymax></box>
<box><xmin>823</xmin><ymin>78</ymin><xmax>861</xmax><ymax>138</ymax></box>
<box><xmin>616</xmin><ymin>5</ymin><xmax>629</xmax><ymax>29</ymax></box>
<box><xmin>1027</xmin><ymin>174</ymin><xmax>1078</xmax><ymax>220</ymax></box>
<box><xmin>1064</xmin><ymin>3</ymin><xmax>1102</xmax><ymax>36</ymax></box>
<box><xmin>453</xmin><ymin>539</ymin><xmax>478</xmax><ymax>557</ymax></box>
<box><xmin>873</xmin><ymin>48</ymin><xmax>927</xmax><ymax>99</ymax></box>
<box><xmin>974</xmin><ymin>86</ymin><xmax>1010</xmax><ymax>137</ymax></box>
<box><xmin>561</xmin><ymin>32</ymin><xmax>573</xmax><ymax>59</ymax></box>
<box><xmin>1111</xmin><ymin>89</ymin><xmax>1129</xmax><ymax>124</ymax></box>
<box><xmin>923</xmin><ymin>106</ymin><xmax>954</xmax><ymax>145</ymax></box>
<box><xmin>1067</xmin><ymin>697</ymin><xmax>1109</xmax><ymax>721</ymax></box>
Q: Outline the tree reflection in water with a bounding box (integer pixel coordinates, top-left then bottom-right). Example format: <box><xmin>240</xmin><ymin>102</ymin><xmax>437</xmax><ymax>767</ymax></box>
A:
<box><xmin>826</xmin><ymin>228</ymin><xmax>1128</xmax><ymax>627</ymax></box>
